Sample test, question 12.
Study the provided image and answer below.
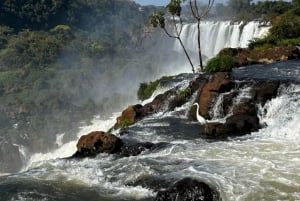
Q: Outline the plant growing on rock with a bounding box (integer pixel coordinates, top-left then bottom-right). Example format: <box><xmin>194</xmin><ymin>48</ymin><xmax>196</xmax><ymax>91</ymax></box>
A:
<box><xmin>205</xmin><ymin>55</ymin><xmax>236</xmax><ymax>73</ymax></box>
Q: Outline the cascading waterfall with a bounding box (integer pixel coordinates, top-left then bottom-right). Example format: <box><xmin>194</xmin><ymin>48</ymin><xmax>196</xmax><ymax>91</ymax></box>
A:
<box><xmin>174</xmin><ymin>21</ymin><xmax>270</xmax><ymax>60</ymax></box>
<box><xmin>3</xmin><ymin>21</ymin><xmax>300</xmax><ymax>201</ymax></box>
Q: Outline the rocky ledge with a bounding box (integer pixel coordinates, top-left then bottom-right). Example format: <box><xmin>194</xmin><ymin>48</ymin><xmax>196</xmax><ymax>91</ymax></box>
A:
<box><xmin>219</xmin><ymin>46</ymin><xmax>300</xmax><ymax>66</ymax></box>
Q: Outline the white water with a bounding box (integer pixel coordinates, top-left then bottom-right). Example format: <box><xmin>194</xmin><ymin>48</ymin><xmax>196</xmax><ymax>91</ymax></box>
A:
<box><xmin>14</xmin><ymin>81</ymin><xmax>300</xmax><ymax>200</ymax></box>
<box><xmin>24</xmin><ymin>114</ymin><xmax>119</xmax><ymax>170</ymax></box>
<box><xmin>174</xmin><ymin>21</ymin><xmax>270</xmax><ymax>59</ymax></box>
<box><xmin>5</xmin><ymin>21</ymin><xmax>299</xmax><ymax>200</ymax></box>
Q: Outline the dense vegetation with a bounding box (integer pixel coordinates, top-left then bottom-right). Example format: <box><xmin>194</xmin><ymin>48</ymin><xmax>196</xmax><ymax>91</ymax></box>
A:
<box><xmin>0</xmin><ymin>0</ymin><xmax>159</xmax><ymax>157</ymax></box>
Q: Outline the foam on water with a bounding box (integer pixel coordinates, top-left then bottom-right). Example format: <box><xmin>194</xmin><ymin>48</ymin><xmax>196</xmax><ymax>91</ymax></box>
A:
<box><xmin>256</xmin><ymin>84</ymin><xmax>300</xmax><ymax>140</ymax></box>
<box><xmin>24</xmin><ymin>114</ymin><xmax>119</xmax><ymax>171</ymax></box>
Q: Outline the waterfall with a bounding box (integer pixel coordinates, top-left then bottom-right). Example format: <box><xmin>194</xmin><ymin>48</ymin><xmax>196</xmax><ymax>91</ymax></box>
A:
<box><xmin>173</xmin><ymin>21</ymin><xmax>270</xmax><ymax>60</ymax></box>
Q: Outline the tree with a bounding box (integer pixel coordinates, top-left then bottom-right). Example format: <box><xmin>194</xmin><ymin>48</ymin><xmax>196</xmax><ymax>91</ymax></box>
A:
<box><xmin>150</xmin><ymin>0</ymin><xmax>195</xmax><ymax>73</ymax></box>
<box><xmin>188</xmin><ymin>0</ymin><xmax>214</xmax><ymax>71</ymax></box>
<box><xmin>150</xmin><ymin>0</ymin><xmax>215</xmax><ymax>73</ymax></box>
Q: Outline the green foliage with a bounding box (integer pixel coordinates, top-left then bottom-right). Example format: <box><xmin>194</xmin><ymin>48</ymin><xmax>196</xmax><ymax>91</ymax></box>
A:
<box><xmin>0</xmin><ymin>0</ymin><xmax>159</xmax><ymax>155</ymax></box>
<box><xmin>248</xmin><ymin>11</ymin><xmax>300</xmax><ymax>49</ymax></box>
<box><xmin>119</xmin><ymin>119</ymin><xmax>134</xmax><ymax>129</ymax></box>
<box><xmin>205</xmin><ymin>55</ymin><xmax>236</xmax><ymax>73</ymax></box>
<box><xmin>150</xmin><ymin>12</ymin><xmax>165</xmax><ymax>28</ymax></box>
<box><xmin>178</xmin><ymin>87</ymin><xmax>192</xmax><ymax>99</ymax></box>
<box><xmin>167</xmin><ymin>0</ymin><xmax>182</xmax><ymax>16</ymax></box>
<box><xmin>137</xmin><ymin>76</ymin><xmax>173</xmax><ymax>101</ymax></box>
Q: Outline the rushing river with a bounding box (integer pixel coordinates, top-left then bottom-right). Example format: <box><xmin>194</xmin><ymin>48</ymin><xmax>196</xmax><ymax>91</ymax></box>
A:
<box><xmin>0</xmin><ymin>61</ymin><xmax>300</xmax><ymax>201</ymax></box>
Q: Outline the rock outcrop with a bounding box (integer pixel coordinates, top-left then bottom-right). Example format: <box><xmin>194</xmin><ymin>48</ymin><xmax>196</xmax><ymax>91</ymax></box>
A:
<box><xmin>219</xmin><ymin>46</ymin><xmax>300</xmax><ymax>67</ymax></box>
<box><xmin>154</xmin><ymin>178</ymin><xmax>220</xmax><ymax>201</ymax></box>
<box><xmin>196</xmin><ymin>72</ymin><xmax>234</xmax><ymax>119</ymax></box>
<box><xmin>114</xmin><ymin>104</ymin><xmax>143</xmax><ymax>129</ymax></box>
<box><xmin>186</xmin><ymin>71</ymin><xmax>282</xmax><ymax>139</ymax></box>
<box><xmin>72</xmin><ymin>131</ymin><xmax>123</xmax><ymax>157</ymax></box>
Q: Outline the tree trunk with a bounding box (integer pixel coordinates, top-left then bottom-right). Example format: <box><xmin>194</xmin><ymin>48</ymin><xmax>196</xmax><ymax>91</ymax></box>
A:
<box><xmin>178</xmin><ymin>36</ymin><xmax>195</xmax><ymax>73</ymax></box>
<box><xmin>197</xmin><ymin>19</ymin><xmax>204</xmax><ymax>71</ymax></box>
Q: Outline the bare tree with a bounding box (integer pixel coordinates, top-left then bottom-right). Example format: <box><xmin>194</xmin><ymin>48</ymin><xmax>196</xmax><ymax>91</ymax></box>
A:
<box><xmin>150</xmin><ymin>0</ymin><xmax>195</xmax><ymax>73</ymax></box>
<box><xmin>188</xmin><ymin>0</ymin><xmax>215</xmax><ymax>71</ymax></box>
<box><xmin>150</xmin><ymin>0</ymin><xmax>215</xmax><ymax>73</ymax></box>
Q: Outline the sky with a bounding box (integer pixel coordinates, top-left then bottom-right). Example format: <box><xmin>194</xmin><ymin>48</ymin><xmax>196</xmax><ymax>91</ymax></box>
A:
<box><xmin>134</xmin><ymin>0</ymin><xmax>228</xmax><ymax>6</ymax></box>
<box><xmin>134</xmin><ymin>0</ymin><xmax>291</xmax><ymax>6</ymax></box>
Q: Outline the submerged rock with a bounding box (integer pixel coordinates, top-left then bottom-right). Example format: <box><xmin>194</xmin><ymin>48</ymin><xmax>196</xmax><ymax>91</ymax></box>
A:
<box><xmin>120</xmin><ymin>142</ymin><xmax>154</xmax><ymax>157</ymax></box>
<box><xmin>72</xmin><ymin>131</ymin><xmax>123</xmax><ymax>158</ymax></box>
<box><xmin>154</xmin><ymin>178</ymin><xmax>220</xmax><ymax>201</ymax></box>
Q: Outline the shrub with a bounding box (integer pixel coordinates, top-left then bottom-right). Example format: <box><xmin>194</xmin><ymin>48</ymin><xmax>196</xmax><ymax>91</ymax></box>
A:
<box><xmin>137</xmin><ymin>76</ymin><xmax>173</xmax><ymax>101</ymax></box>
<box><xmin>205</xmin><ymin>55</ymin><xmax>236</xmax><ymax>73</ymax></box>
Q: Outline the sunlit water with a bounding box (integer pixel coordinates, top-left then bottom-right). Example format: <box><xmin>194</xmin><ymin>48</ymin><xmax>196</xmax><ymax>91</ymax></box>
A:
<box><xmin>1</xmin><ymin>61</ymin><xmax>300</xmax><ymax>201</ymax></box>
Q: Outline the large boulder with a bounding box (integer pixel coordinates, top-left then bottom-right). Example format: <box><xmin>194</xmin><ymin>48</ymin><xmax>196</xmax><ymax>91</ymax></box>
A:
<box><xmin>114</xmin><ymin>104</ymin><xmax>143</xmax><ymax>129</ymax></box>
<box><xmin>197</xmin><ymin>72</ymin><xmax>234</xmax><ymax>119</ymax></box>
<box><xmin>204</xmin><ymin>114</ymin><xmax>259</xmax><ymax>139</ymax></box>
<box><xmin>72</xmin><ymin>131</ymin><xmax>123</xmax><ymax>157</ymax></box>
<box><xmin>154</xmin><ymin>178</ymin><xmax>220</xmax><ymax>201</ymax></box>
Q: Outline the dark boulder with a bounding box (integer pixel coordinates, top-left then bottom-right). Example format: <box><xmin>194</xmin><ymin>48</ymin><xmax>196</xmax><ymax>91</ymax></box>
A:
<box><xmin>252</xmin><ymin>80</ymin><xmax>280</xmax><ymax>104</ymax></box>
<box><xmin>142</xmin><ymin>90</ymin><xmax>177</xmax><ymax>116</ymax></box>
<box><xmin>72</xmin><ymin>131</ymin><xmax>123</xmax><ymax>158</ymax></box>
<box><xmin>226</xmin><ymin>114</ymin><xmax>260</xmax><ymax>134</ymax></box>
<box><xmin>232</xmin><ymin>98</ymin><xmax>257</xmax><ymax>116</ymax></box>
<box><xmin>204</xmin><ymin>114</ymin><xmax>259</xmax><ymax>139</ymax></box>
<box><xmin>120</xmin><ymin>142</ymin><xmax>154</xmax><ymax>157</ymax></box>
<box><xmin>154</xmin><ymin>178</ymin><xmax>220</xmax><ymax>201</ymax></box>
<box><xmin>204</xmin><ymin>122</ymin><xmax>235</xmax><ymax>139</ymax></box>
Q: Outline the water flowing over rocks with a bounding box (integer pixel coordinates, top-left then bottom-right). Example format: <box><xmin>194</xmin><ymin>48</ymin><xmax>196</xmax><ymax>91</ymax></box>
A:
<box><xmin>154</xmin><ymin>178</ymin><xmax>220</xmax><ymax>201</ymax></box>
<box><xmin>113</xmin><ymin>65</ymin><xmax>292</xmax><ymax>140</ymax></box>
<box><xmin>196</xmin><ymin>72</ymin><xmax>233</xmax><ymax>119</ymax></box>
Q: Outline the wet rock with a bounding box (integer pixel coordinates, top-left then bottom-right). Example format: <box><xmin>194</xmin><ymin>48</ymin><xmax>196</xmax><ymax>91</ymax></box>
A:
<box><xmin>142</xmin><ymin>90</ymin><xmax>177</xmax><ymax>115</ymax></box>
<box><xmin>252</xmin><ymin>80</ymin><xmax>280</xmax><ymax>104</ymax></box>
<box><xmin>196</xmin><ymin>72</ymin><xmax>234</xmax><ymax>119</ymax></box>
<box><xmin>204</xmin><ymin>122</ymin><xmax>235</xmax><ymax>139</ymax></box>
<box><xmin>226</xmin><ymin>114</ymin><xmax>260</xmax><ymax>135</ymax></box>
<box><xmin>204</xmin><ymin>114</ymin><xmax>259</xmax><ymax>139</ymax></box>
<box><xmin>72</xmin><ymin>131</ymin><xmax>123</xmax><ymax>157</ymax></box>
<box><xmin>114</xmin><ymin>104</ymin><xmax>143</xmax><ymax>129</ymax></box>
<box><xmin>120</xmin><ymin>142</ymin><xmax>154</xmax><ymax>157</ymax></box>
<box><xmin>232</xmin><ymin>98</ymin><xmax>257</xmax><ymax>116</ymax></box>
<box><xmin>154</xmin><ymin>178</ymin><xmax>220</xmax><ymax>201</ymax></box>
